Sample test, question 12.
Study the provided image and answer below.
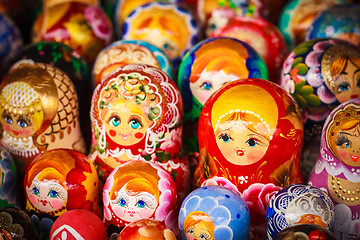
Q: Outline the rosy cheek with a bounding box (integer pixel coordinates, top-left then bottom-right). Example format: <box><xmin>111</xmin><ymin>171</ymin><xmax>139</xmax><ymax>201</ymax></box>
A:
<box><xmin>50</xmin><ymin>199</ymin><xmax>63</xmax><ymax>210</ymax></box>
<box><xmin>3</xmin><ymin>124</ymin><xmax>11</xmax><ymax>132</ymax></box>
<box><xmin>29</xmin><ymin>195</ymin><xmax>37</xmax><ymax>205</ymax></box>
<box><xmin>109</xmin><ymin>129</ymin><xmax>116</xmax><ymax>137</ymax></box>
<box><xmin>135</xmin><ymin>132</ymin><xmax>144</xmax><ymax>139</ymax></box>
<box><xmin>138</xmin><ymin>208</ymin><xmax>154</xmax><ymax>218</ymax></box>
<box><xmin>113</xmin><ymin>205</ymin><xmax>125</xmax><ymax>218</ymax></box>
<box><xmin>337</xmin><ymin>148</ymin><xmax>350</xmax><ymax>162</ymax></box>
<box><xmin>185</xmin><ymin>233</ymin><xmax>194</xmax><ymax>240</ymax></box>
<box><xmin>20</xmin><ymin>128</ymin><xmax>31</xmax><ymax>135</ymax></box>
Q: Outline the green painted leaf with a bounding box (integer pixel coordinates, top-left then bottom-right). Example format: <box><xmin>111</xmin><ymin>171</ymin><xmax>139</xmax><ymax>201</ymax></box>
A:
<box><xmin>294</xmin><ymin>63</ymin><xmax>309</xmax><ymax>75</ymax></box>
<box><xmin>293</xmin><ymin>93</ymin><xmax>308</xmax><ymax>108</ymax></box>
<box><xmin>298</xmin><ymin>85</ymin><xmax>314</xmax><ymax>95</ymax></box>
<box><xmin>304</xmin><ymin>94</ymin><xmax>321</xmax><ymax>107</ymax></box>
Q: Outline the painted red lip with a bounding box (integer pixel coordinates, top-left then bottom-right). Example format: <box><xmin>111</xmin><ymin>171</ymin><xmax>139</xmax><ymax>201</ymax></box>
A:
<box><xmin>351</xmin><ymin>94</ymin><xmax>359</xmax><ymax>99</ymax></box>
<box><xmin>349</xmin><ymin>153</ymin><xmax>360</xmax><ymax>162</ymax></box>
<box><xmin>12</xmin><ymin>130</ymin><xmax>19</xmax><ymax>135</ymax></box>
<box><xmin>236</xmin><ymin>150</ymin><xmax>244</xmax><ymax>156</ymax></box>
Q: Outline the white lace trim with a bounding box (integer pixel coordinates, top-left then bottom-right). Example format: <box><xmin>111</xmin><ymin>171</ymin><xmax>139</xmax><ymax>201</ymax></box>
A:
<box><xmin>1</xmin><ymin>131</ymin><xmax>39</xmax><ymax>158</ymax></box>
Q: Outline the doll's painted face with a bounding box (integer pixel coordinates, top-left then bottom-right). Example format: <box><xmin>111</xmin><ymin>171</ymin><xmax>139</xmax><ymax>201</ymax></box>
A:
<box><xmin>1</xmin><ymin>109</ymin><xmax>37</xmax><ymax>138</ymax></box>
<box><xmin>333</xmin><ymin>123</ymin><xmax>360</xmax><ymax>167</ymax></box>
<box><xmin>190</xmin><ymin>70</ymin><xmax>239</xmax><ymax>106</ymax></box>
<box><xmin>332</xmin><ymin>59</ymin><xmax>360</xmax><ymax>103</ymax></box>
<box><xmin>26</xmin><ymin>174</ymin><xmax>68</xmax><ymax>212</ymax></box>
<box><xmin>110</xmin><ymin>183</ymin><xmax>158</xmax><ymax>222</ymax></box>
<box><xmin>185</xmin><ymin>223</ymin><xmax>214</xmax><ymax>240</ymax></box>
<box><xmin>184</xmin><ymin>212</ymin><xmax>215</xmax><ymax>240</ymax></box>
<box><xmin>104</xmin><ymin>103</ymin><xmax>153</xmax><ymax>146</ymax></box>
<box><xmin>215</xmin><ymin>117</ymin><xmax>270</xmax><ymax>165</ymax></box>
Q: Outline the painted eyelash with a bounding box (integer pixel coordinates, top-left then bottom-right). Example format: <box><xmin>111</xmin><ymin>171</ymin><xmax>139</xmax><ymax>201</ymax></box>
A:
<box><xmin>106</xmin><ymin>113</ymin><xmax>120</xmax><ymax>124</ymax></box>
<box><xmin>48</xmin><ymin>186</ymin><xmax>66</xmax><ymax>200</ymax></box>
<box><xmin>113</xmin><ymin>194</ymin><xmax>129</xmax><ymax>206</ymax></box>
<box><xmin>17</xmin><ymin>115</ymin><xmax>32</xmax><ymax>125</ymax></box>
<box><xmin>128</xmin><ymin>116</ymin><xmax>143</xmax><ymax>125</ymax></box>
<box><xmin>336</xmin><ymin>134</ymin><xmax>351</xmax><ymax>146</ymax></box>
<box><xmin>136</xmin><ymin>195</ymin><xmax>157</xmax><ymax>208</ymax></box>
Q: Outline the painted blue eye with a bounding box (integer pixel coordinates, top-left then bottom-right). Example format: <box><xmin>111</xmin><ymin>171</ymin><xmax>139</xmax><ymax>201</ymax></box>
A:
<box><xmin>18</xmin><ymin>120</ymin><xmax>28</xmax><ymax>128</ymax></box>
<box><xmin>345</xmin><ymin>142</ymin><xmax>350</xmax><ymax>148</ymax></box>
<box><xmin>137</xmin><ymin>200</ymin><xmax>146</xmax><ymax>208</ymax></box>
<box><xmin>339</xmin><ymin>82</ymin><xmax>350</xmax><ymax>92</ymax></box>
<box><xmin>5</xmin><ymin>116</ymin><xmax>12</xmax><ymax>124</ymax></box>
<box><xmin>201</xmin><ymin>82</ymin><xmax>212</xmax><ymax>91</ymax></box>
<box><xmin>32</xmin><ymin>187</ymin><xmax>39</xmax><ymax>195</ymax></box>
<box><xmin>129</xmin><ymin>119</ymin><xmax>141</xmax><ymax>129</ymax></box>
<box><xmin>109</xmin><ymin>116</ymin><xmax>120</xmax><ymax>127</ymax></box>
<box><xmin>119</xmin><ymin>198</ymin><xmax>126</xmax><ymax>207</ymax></box>
<box><xmin>247</xmin><ymin>139</ymin><xmax>257</xmax><ymax>147</ymax></box>
<box><xmin>49</xmin><ymin>190</ymin><xmax>58</xmax><ymax>198</ymax></box>
<box><xmin>219</xmin><ymin>134</ymin><xmax>230</xmax><ymax>143</ymax></box>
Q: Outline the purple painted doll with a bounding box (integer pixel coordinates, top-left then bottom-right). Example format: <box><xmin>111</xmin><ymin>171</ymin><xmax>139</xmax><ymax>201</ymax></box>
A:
<box><xmin>308</xmin><ymin>98</ymin><xmax>360</xmax><ymax>239</ymax></box>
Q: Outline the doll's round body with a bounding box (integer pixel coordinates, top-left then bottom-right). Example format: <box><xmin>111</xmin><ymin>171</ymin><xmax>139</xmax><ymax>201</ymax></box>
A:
<box><xmin>0</xmin><ymin>207</ymin><xmax>34</xmax><ymax>239</ymax></box>
<box><xmin>308</xmin><ymin>98</ymin><xmax>360</xmax><ymax>239</ymax></box>
<box><xmin>194</xmin><ymin>78</ymin><xmax>304</xmax><ymax>192</ymax></box>
<box><xmin>121</xmin><ymin>2</ymin><xmax>199</xmax><ymax>69</ymax></box>
<box><xmin>278</xmin><ymin>0</ymin><xmax>344</xmax><ymax>49</ymax></box>
<box><xmin>274</xmin><ymin>224</ymin><xmax>337</xmax><ymax>240</ymax></box>
<box><xmin>177</xmin><ymin>37</ymin><xmax>268</xmax><ymax>156</ymax></box>
<box><xmin>0</xmin><ymin>146</ymin><xmax>18</xmax><ymax>208</ymax></box>
<box><xmin>90</xmin><ymin>63</ymin><xmax>190</xmax><ymax>201</ymax></box>
<box><xmin>117</xmin><ymin>219</ymin><xmax>177</xmax><ymax>240</ymax></box>
<box><xmin>211</xmin><ymin>16</ymin><xmax>287</xmax><ymax>83</ymax></box>
<box><xmin>0</xmin><ymin>12</ymin><xmax>23</xmax><ymax>77</ymax></box>
<box><xmin>266</xmin><ymin>183</ymin><xmax>335</xmax><ymax>240</ymax></box>
<box><xmin>280</xmin><ymin>38</ymin><xmax>360</xmax><ymax>143</ymax></box>
<box><xmin>50</xmin><ymin>209</ymin><xmax>107</xmax><ymax>240</ymax></box>
<box><xmin>178</xmin><ymin>185</ymin><xmax>250</xmax><ymax>240</ymax></box>
<box><xmin>103</xmin><ymin>160</ymin><xmax>177</xmax><ymax>234</ymax></box>
<box><xmin>31</xmin><ymin>1</ymin><xmax>113</xmax><ymax>67</ymax></box>
<box><xmin>92</xmin><ymin>39</ymin><xmax>173</xmax><ymax>88</ymax></box>
<box><xmin>0</xmin><ymin>62</ymin><xmax>86</xmax><ymax>175</ymax></box>
<box><xmin>305</xmin><ymin>3</ymin><xmax>360</xmax><ymax>49</ymax></box>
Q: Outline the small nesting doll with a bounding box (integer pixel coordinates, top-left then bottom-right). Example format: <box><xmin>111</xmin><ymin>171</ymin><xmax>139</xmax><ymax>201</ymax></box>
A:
<box><xmin>92</xmin><ymin>39</ymin><xmax>173</xmax><ymax>88</ymax></box>
<box><xmin>211</xmin><ymin>16</ymin><xmax>288</xmax><ymax>83</ymax></box>
<box><xmin>24</xmin><ymin>148</ymin><xmax>101</xmax><ymax>239</ymax></box>
<box><xmin>121</xmin><ymin>2</ymin><xmax>200</xmax><ymax>69</ymax></box>
<box><xmin>0</xmin><ymin>207</ymin><xmax>34</xmax><ymax>239</ymax></box>
<box><xmin>103</xmin><ymin>160</ymin><xmax>177</xmax><ymax>235</ymax></box>
<box><xmin>308</xmin><ymin>98</ymin><xmax>360</xmax><ymax>239</ymax></box>
<box><xmin>50</xmin><ymin>209</ymin><xmax>107</xmax><ymax>240</ymax></box>
<box><xmin>274</xmin><ymin>224</ymin><xmax>337</xmax><ymax>240</ymax></box>
<box><xmin>31</xmin><ymin>1</ymin><xmax>113</xmax><ymax>68</ymax></box>
<box><xmin>178</xmin><ymin>185</ymin><xmax>250</xmax><ymax>240</ymax></box>
<box><xmin>278</xmin><ymin>0</ymin><xmax>344</xmax><ymax>49</ymax></box>
<box><xmin>0</xmin><ymin>146</ymin><xmax>18</xmax><ymax>207</ymax></box>
<box><xmin>305</xmin><ymin>3</ymin><xmax>360</xmax><ymax>49</ymax></box>
<box><xmin>266</xmin><ymin>183</ymin><xmax>335</xmax><ymax>240</ymax></box>
<box><xmin>0</xmin><ymin>12</ymin><xmax>23</xmax><ymax>77</ymax></box>
<box><xmin>90</xmin><ymin>63</ymin><xmax>190</xmax><ymax>202</ymax></box>
<box><xmin>0</xmin><ymin>62</ymin><xmax>86</xmax><ymax>176</ymax></box>
<box><xmin>177</xmin><ymin>37</ymin><xmax>268</xmax><ymax>158</ymax></box>
<box><xmin>117</xmin><ymin>219</ymin><xmax>177</xmax><ymax>240</ymax></box>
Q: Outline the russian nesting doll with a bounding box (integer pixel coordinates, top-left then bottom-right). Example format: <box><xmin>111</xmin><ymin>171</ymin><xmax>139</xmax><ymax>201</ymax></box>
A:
<box><xmin>0</xmin><ymin>146</ymin><xmax>18</xmax><ymax>208</ymax></box>
<box><xmin>308</xmin><ymin>98</ymin><xmax>360</xmax><ymax>239</ymax></box>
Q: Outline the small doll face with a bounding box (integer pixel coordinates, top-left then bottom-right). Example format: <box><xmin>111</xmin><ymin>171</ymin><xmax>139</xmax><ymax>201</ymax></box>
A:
<box><xmin>110</xmin><ymin>183</ymin><xmax>158</xmax><ymax>222</ymax></box>
<box><xmin>185</xmin><ymin>223</ymin><xmax>214</xmax><ymax>240</ymax></box>
<box><xmin>1</xmin><ymin>110</ymin><xmax>37</xmax><ymax>138</ymax></box>
<box><xmin>333</xmin><ymin>59</ymin><xmax>360</xmax><ymax>103</ymax></box>
<box><xmin>333</xmin><ymin>123</ymin><xmax>360</xmax><ymax>167</ymax></box>
<box><xmin>104</xmin><ymin>103</ymin><xmax>153</xmax><ymax>146</ymax></box>
<box><xmin>190</xmin><ymin>71</ymin><xmax>238</xmax><ymax>106</ymax></box>
<box><xmin>26</xmin><ymin>176</ymin><xmax>67</xmax><ymax>212</ymax></box>
<box><xmin>215</xmin><ymin>119</ymin><xmax>270</xmax><ymax>165</ymax></box>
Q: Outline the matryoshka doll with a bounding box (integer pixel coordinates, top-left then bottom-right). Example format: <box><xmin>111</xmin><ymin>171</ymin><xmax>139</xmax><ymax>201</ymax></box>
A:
<box><xmin>0</xmin><ymin>146</ymin><xmax>18</xmax><ymax>207</ymax></box>
<box><xmin>121</xmin><ymin>2</ymin><xmax>200</xmax><ymax>69</ymax></box>
<box><xmin>90</xmin><ymin>64</ymin><xmax>190</xmax><ymax>202</ymax></box>
<box><xmin>24</xmin><ymin>149</ymin><xmax>101</xmax><ymax>239</ymax></box>
<box><xmin>266</xmin><ymin>183</ymin><xmax>335</xmax><ymax>240</ymax></box>
<box><xmin>0</xmin><ymin>62</ymin><xmax>86</xmax><ymax>176</ymax></box>
<box><xmin>0</xmin><ymin>207</ymin><xmax>34</xmax><ymax>239</ymax></box>
<box><xmin>278</xmin><ymin>0</ymin><xmax>344</xmax><ymax>49</ymax></box>
<box><xmin>92</xmin><ymin>39</ymin><xmax>173</xmax><ymax>88</ymax></box>
<box><xmin>308</xmin><ymin>98</ymin><xmax>360</xmax><ymax>239</ymax></box>
<box><xmin>177</xmin><ymin>37</ymin><xmax>268</xmax><ymax>159</ymax></box>
<box><xmin>274</xmin><ymin>224</ymin><xmax>337</xmax><ymax>240</ymax></box>
<box><xmin>194</xmin><ymin>78</ymin><xmax>303</xmax><ymax>190</ymax></box>
<box><xmin>305</xmin><ymin>3</ymin><xmax>360</xmax><ymax>49</ymax></box>
<box><xmin>31</xmin><ymin>1</ymin><xmax>113</xmax><ymax>68</ymax></box>
<box><xmin>103</xmin><ymin>160</ymin><xmax>177</xmax><ymax>235</ymax></box>
<box><xmin>178</xmin><ymin>185</ymin><xmax>250</xmax><ymax>240</ymax></box>
<box><xmin>117</xmin><ymin>219</ymin><xmax>177</xmax><ymax>240</ymax></box>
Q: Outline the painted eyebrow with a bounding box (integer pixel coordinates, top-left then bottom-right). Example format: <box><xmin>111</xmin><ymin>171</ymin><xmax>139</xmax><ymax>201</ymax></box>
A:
<box><xmin>339</xmin><ymin>131</ymin><xmax>352</xmax><ymax>136</ymax></box>
<box><xmin>355</xmin><ymin>69</ymin><xmax>360</xmax><ymax>74</ymax></box>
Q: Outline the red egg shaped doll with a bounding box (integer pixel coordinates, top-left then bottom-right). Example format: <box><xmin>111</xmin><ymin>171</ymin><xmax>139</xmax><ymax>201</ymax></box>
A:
<box><xmin>194</xmin><ymin>78</ymin><xmax>304</xmax><ymax>193</ymax></box>
<box><xmin>50</xmin><ymin>209</ymin><xmax>107</xmax><ymax>240</ymax></box>
<box><xmin>90</xmin><ymin>63</ymin><xmax>190</xmax><ymax>201</ymax></box>
<box><xmin>103</xmin><ymin>160</ymin><xmax>177</xmax><ymax>234</ymax></box>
